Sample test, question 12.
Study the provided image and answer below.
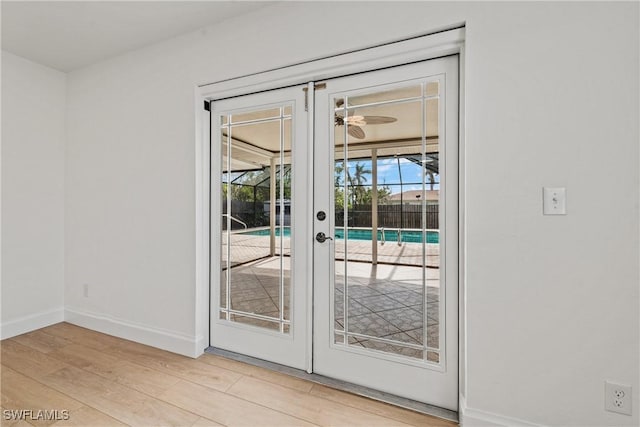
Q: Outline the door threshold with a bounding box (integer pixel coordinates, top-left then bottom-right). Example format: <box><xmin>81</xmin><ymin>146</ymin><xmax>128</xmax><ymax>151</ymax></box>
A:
<box><xmin>205</xmin><ymin>347</ymin><xmax>458</xmax><ymax>423</ymax></box>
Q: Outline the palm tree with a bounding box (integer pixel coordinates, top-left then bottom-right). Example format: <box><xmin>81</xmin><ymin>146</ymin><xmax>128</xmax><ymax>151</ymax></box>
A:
<box><xmin>351</xmin><ymin>162</ymin><xmax>371</xmax><ymax>206</ymax></box>
<box><xmin>334</xmin><ymin>162</ymin><xmax>346</xmax><ymax>186</ymax></box>
<box><xmin>334</xmin><ymin>162</ymin><xmax>348</xmax><ymax>211</ymax></box>
<box><xmin>426</xmin><ymin>170</ymin><xmax>435</xmax><ymax>191</ymax></box>
<box><xmin>334</xmin><ymin>161</ymin><xmax>373</xmax><ymax>206</ymax></box>
<box><xmin>353</xmin><ymin>163</ymin><xmax>371</xmax><ymax>186</ymax></box>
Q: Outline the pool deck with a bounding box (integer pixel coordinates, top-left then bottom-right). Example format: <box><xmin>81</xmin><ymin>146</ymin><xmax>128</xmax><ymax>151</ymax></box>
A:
<box><xmin>222</xmin><ymin>231</ymin><xmax>439</xmax><ymax>268</ymax></box>
<box><xmin>220</xmin><ymin>230</ymin><xmax>441</xmax><ymax>361</ymax></box>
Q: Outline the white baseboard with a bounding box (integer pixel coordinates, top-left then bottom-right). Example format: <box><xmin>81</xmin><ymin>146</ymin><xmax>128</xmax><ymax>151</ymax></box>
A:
<box><xmin>460</xmin><ymin>395</ymin><xmax>546</xmax><ymax>427</ymax></box>
<box><xmin>1</xmin><ymin>307</ymin><xmax>65</xmax><ymax>339</ymax></box>
<box><xmin>64</xmin><ymin>307</ymin><xmax>205</xmax><ymax>358</ymax></box>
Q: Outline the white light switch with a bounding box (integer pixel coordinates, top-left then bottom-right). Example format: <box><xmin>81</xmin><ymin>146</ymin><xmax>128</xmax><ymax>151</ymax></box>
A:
<box><xmin>543</xmin><ymin>187</ymin><xmax>566</xmax><ymax>215</ymax></box>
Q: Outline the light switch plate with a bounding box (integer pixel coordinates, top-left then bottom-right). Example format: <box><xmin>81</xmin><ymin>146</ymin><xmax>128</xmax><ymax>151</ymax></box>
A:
<box><xmin>543</xmin><ymin>187</ymin><xmax>566</xmax><ymax>215</ymax></box>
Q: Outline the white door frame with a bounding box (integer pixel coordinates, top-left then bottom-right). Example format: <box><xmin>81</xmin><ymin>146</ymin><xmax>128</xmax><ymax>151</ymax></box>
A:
<box><xmin>195</xmin><ymin>25</ymin><xmax>466</xmax><ymax>399</ymax></box>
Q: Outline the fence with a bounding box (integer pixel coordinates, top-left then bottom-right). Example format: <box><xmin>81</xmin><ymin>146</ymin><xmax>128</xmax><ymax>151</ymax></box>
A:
<box><xmin>223</xmin><ymin>200</ymin><xmax>439</xmax><ymax>230</ymax></box>
<box><xmin>222</xmin><ymin>200</ymin><xmax>293</xmax><ymax>229</ymax></box>
<box><xmin>222</xmin><ymin>200</ymin><xmax>266</xmax><ymax>229</ymax></box>
<box><xmin>336</xmin><ymin>204</ymin><xmax>439</xmax><ymax>229</ymax></box>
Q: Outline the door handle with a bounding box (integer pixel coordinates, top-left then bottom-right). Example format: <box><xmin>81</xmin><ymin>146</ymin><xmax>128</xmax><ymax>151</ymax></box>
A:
<box><xmin>315</xmin><ymin>232</ymin><xmax>333</xmax><ymax>243</ymax></box>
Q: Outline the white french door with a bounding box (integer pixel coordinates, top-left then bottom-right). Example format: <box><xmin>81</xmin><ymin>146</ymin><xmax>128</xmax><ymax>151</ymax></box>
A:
<box><xmin>210</xmin><ymin>55</ymin><xmax>459</xmax><ymax>410</ymax></box>
<box><xmin>210</xmin><ymin>86</ymin><xmax>309</xmax><ymax>370</ymax></box>
<box><xmin>313</xmin><ymin>56</ymin><xmax>459</xmax><ymax>410</ymax></box>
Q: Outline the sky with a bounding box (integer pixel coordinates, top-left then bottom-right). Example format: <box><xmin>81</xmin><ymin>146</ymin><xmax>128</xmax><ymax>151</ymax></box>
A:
<box><xmin>342</xmin><ymin>157</ymin><xmax>439</xmax><ymax>193</ymax></box>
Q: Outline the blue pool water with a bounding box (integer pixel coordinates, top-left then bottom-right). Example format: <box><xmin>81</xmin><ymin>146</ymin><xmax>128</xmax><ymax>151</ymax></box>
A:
<box><xmin>240</xmin><ymin>227</ymin><xmax>439</xmax><ymax>244</ymax></box>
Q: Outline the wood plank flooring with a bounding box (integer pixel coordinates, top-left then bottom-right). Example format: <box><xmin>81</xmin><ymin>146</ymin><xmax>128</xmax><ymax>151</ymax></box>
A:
<box><xmin>1</xmin><ymin>323</ymin><xmax>456</xmax><ymax>427</ymax></box>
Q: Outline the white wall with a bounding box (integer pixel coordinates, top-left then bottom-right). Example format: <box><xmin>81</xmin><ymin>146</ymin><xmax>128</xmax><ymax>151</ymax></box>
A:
<box><xmin>64</xmin><ymin>2</ymin><xmax>639</xmax><ymax>426</ymax></box>
<box><xmin>1</xmin><ymin>51</ymin><xmax>66</xmax><ymax>337</ymax></box>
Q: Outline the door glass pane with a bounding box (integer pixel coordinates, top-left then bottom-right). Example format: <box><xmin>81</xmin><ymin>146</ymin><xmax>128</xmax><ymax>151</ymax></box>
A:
<box><xmin>231</xmin><ymin>107</ymin><xmax>281</xmax><ymax>124</ymax></box>
<box><xmin>344</xmin><ymin>85</ymin><xmax>422</xmax><ymax>107</ymax></box>
<box><xmin>220</xmin><ymin>105</ymin><xmax>293</xmax><ymax>333</ymax></box>
<box><xmin>333</xmin><ymin>81</ymin><xmax>442</xmax><ymax>363</ymax></box>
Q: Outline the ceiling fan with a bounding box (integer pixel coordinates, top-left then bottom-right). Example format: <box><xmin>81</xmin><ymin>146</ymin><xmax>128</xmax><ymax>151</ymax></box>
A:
<box><xmin>334</xmin><ymin>99</ymin><xmax>397</xmax><ymax>139</ymax></box>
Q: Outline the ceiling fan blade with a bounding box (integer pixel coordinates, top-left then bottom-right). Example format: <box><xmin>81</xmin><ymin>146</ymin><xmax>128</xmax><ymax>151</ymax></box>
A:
<box><xmin>362</xmin><ymin>115</ymin><xmax>397</xmax><ymax>124</ymax></box>
<box><xmin>348</xmin><ymin>125</ymin><xmax>365</xmax><ymax>139</ymax></box>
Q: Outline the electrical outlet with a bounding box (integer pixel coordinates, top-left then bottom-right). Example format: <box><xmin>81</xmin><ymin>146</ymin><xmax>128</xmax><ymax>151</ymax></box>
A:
<box><xmin>83</xmin><ymin>283</ymin><xmax>89</xmax><ymax>298</ymax></box>
<box><xmin>605</xmin><ymin>381</ymin><xmax>632</xmax><ymax>415</ymax></box>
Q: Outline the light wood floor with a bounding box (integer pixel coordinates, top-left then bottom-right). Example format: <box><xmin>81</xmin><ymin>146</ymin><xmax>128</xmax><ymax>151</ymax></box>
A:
<box><xmin>1</xmin><ymin>323</ymin><xmax>456</xmax><ymax>427</ymax></box>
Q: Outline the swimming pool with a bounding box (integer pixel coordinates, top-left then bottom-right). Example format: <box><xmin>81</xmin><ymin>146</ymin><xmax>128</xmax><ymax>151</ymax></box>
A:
<box><xmin>239</xmin><ymin>227</ymin><xmax>439</xmax><ymax>244</ymax></box>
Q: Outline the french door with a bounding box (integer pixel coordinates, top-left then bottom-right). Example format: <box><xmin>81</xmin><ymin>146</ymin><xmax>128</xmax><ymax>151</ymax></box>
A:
<box><xmin>210</xmin><ymin>56</ymin><xmax>458</xmax><ymax>409</ymax></box>
<box><xmin>313</xmin><ymin>56</ymin><xmax>459</xmax><ymax>410</ymax></box>
<box><xmin>210</xmin><ymin>86</ymin><xmax>310</xmax><ymax>369</ymax></box>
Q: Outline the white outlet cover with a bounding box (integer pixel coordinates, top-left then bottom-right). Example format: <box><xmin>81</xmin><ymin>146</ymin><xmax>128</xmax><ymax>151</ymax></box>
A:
<box><xmin>605</xmin><ymin>381</ymin><xmax>632</xmax><ymax>416</ymax></box>
<box><xmin>543</xmin><ymin>187</ymin><xmax>566</xmax><ymax>215</ymax></box>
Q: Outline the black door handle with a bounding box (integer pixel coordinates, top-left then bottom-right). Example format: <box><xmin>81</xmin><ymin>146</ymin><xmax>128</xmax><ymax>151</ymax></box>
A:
<box><xmin>315</xmin><ymin>232</ymin><xmax>333</xmax><ymax>243</ymax></box>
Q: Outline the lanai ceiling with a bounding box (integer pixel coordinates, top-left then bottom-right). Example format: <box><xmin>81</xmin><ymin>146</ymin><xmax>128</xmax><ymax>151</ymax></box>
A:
<box><xmin>221</xmin><ymin>83</ymin><xmax>441</xmax><ymax>171</ymax></box>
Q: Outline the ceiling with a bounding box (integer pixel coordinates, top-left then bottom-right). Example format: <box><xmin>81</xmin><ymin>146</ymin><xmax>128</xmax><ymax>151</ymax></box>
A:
<box><xmin>221</xmin><ymin>85</ymin><xmax>441</xmax><ymax>172</ymax></box>
<box><xmin>1</xmin><ymin>1</ymin><xmax>271</xmax><ymax>72</ymax></box>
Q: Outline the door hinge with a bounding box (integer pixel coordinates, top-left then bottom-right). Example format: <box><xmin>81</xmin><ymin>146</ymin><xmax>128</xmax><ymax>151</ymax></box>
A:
<box><xmin>303</xmin><ymin>83</ymin><xmax>326</xmax><ymax>111</ymax></box>
<box><xmin>204</xmin><ymin>100</ymin><xmax>210</xmax><ymax>111</ymax></box>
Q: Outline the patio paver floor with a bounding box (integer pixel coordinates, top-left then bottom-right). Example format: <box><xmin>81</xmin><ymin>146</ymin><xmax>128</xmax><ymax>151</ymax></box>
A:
<box><xmin>219</xmin><ymin>233</ymin><xmax>441</xmax><ymax>361</ymax></box>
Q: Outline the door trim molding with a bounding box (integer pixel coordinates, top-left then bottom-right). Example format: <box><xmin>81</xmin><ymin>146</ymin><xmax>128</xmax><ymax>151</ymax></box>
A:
<box><xmin>195</xmin><ymin>24</ymin><xmax>466</xmax><ymax>401</ymax></box>
<box><xmin>198</xmin><ymin>27</ymin><xmax>465</xmax><ymax>101</ymax></box>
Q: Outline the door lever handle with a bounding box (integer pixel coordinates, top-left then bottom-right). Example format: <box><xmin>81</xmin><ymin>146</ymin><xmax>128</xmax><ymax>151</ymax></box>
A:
<box><xmin>315</xmin><ymin>232</ymin><xmax>333</xmax><ymax>243</ymax></box>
